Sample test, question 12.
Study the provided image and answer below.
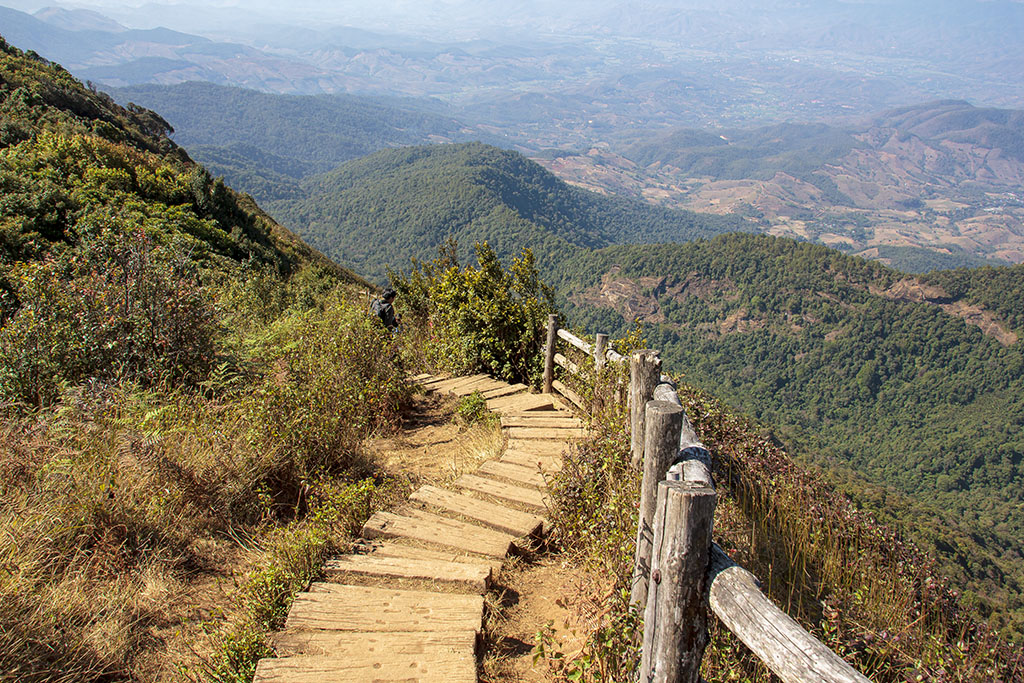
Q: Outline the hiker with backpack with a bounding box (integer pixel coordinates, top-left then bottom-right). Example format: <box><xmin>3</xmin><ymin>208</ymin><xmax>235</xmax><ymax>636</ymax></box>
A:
<box><xmin>370</xmin><ymin>288</ymin><xmax>402</xmax><ymax>333</ymax></box>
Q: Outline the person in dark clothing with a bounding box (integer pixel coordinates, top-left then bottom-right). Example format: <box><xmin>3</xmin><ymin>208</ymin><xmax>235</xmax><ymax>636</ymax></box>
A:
<box><xmin>371</xmin><ymin>289</ymin><xmax>401</xmax><ymax>332</ymax></box>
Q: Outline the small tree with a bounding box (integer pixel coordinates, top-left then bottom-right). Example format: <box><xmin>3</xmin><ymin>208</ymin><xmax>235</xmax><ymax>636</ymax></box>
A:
<box><xmin>391</xmin><ymin>240</ymin><xmax>555</xmax><ymax>385</ymax></box>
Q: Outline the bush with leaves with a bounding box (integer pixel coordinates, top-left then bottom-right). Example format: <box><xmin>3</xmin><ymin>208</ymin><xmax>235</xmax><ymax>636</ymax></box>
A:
<box><xmin>0</xmin><ymin>227</ymin><xmax>216</xmax><ymax>406</ymax></box>
<box><xmin>391</xmin><ymin>239</ymin><xmax>555</xmax><ymax>384</ymax></box>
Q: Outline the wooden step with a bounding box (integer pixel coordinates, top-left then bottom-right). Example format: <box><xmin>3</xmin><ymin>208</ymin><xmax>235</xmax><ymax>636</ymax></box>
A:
<box><xmin>479</xmin><ymin>384</ymin><xmax>527</xmax><ymax>400</ymax></box>
<box><xmin>500</xmin><ymin>415</ymin><xmax>583</xmax><ymax>428</ymax></box>
<box><xmin>505</xmin><ymin>426</ymin><xmax>585</xmax><ymax>440</ymax></box>
<box><xmin>324</xmin><ymin>553</ymin><xmax>491</xmax><ymax>592</ymax></box>
<box><xmin>353</xmin><ymin>542</ymin><xmax>502</xmax><ymax>575</ymax></box>
<box><xmin>500</xmin><ymin>408</ymin><xmax>575</xmax><ymax>419</ymax></box>
<box><xmin>500</xmin><ymin>450</ymin><xmax>563</xmax><ymax>474</ymax></box>
<box><xmin>269</xmin><ymin>628</ymin><xmax>477</xmax><ymax>658</ymax></box>
<box><xmin>428</xmin><ymin>374</ymin><xmax>491</xmax><ymax>393</ymax></box>
<box><xmin>418</xmin><ymin>375</ymin><xmax>457</xmax><ymax>389</ymax></box>
<box><xmin>477</xmin><ymin>461</ymin><xmax>547</xmax><ymax>489</ymax></box>
<box><xmin>505</xmin><ymin>440</ymin><xmax>569</xmax><ymax>456</ymax></box>
<box><xmin>410</xmin><ymin>485</ymin><xmax>544</xmax><ymax>537</ymax></box>
<box><xmin>255</xmin><ymin>652</ymin><xmax>476</xmax><ymax>683</ymax></box>
<box><xmin>455</xmin><ymin>474</ymin><xmax>549</xmax><ymax>512</ymax></box>
<box><xmin>410</xmin><ymin>373</ymin><xmax>436</xmax><ymax>383</ymax></box>
<box><xmin>362</xmin><ymin>509</ymin><xmax>516</xmax><ymax>558</ymax></box>
<box><xmin>449</xmin><ymin>379</ymin><xmax>506</xmax><ymax>397</ymax></box>
<box><xmin>286</xmin><ymin>583</ymin><xmax>484</xmax><ymax>633</ymax></box>
<box><xmin>486</xmin><ymin>394</ymin><xmax>557</xmax><ymax>413</ymax></box>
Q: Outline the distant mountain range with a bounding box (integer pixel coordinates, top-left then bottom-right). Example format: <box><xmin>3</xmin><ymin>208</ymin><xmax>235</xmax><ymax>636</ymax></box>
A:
<box><xmin>2</xmin><ymin>0</ymin><xmax>1023</xmax><ymax>143</ymax></box>
<box><xmin>538</xmin><ymin>100</ymin><xmax>1024</xmax><ymax>271</ymax></box>
<box><xmin>103</xmin><ymin>78</ymin><xmax>1024</xmax><ymax>273</ymax></box>
<box><xmin>109</xmin><ymin>82</ymin><xmax>480</xmax><ymax>202</ymax></box>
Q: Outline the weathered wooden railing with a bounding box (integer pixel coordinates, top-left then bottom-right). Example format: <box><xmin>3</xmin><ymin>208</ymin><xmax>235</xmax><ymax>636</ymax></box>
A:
<box><xmin>541</xmin><ymin>316</ymin><xmax>871</xmax><ymax>683</ymax></box>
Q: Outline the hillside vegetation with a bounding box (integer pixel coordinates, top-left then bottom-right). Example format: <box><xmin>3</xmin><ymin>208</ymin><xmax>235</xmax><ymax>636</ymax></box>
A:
<box><xmin>561</xmin><ymin>233</ymin><xmax>1024</xmax><ymax>633</ymax></box>
<box><xmin>267</xmin><ymin>141</ymin><xmax>751</xmax><ymax>283</ymax></box>
<box><xmin>0</xmin><ymin>36</ymin><xmax>418</xmax><ymax>682</ymax></box>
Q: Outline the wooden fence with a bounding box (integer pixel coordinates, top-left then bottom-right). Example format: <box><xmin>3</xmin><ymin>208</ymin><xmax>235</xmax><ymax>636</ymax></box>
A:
<box><xmin>541</xmin><ymin>316</ymin><xmax>871</xmax><ymax>683</ymax></box>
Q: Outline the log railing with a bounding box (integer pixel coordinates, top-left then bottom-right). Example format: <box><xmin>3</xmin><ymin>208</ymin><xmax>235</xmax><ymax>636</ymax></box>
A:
<box><xmin>541</xmin><ymin>316</ymin><xmax>871</xmax><ymax>683</ymax></box>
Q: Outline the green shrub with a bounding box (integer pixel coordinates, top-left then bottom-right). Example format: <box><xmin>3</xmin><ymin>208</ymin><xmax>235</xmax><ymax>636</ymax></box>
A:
<box><xmin>391</xmin><ymin>240</ymin><xmax>555</xmax><ymax>384</ymax></box>
<box><xmin>454</xmin><ymin>390</ymin><xmax>496</xmax><ymax>427</ymax></box>
<box><xmin>0</xmin><ymin>228</ymin><xmax>216</xmax><ymax>406</ymax></box>
<box><xmin>242</xmin><ymin>291</ymin><xmax>411</xmax><ymax>506</ymax></box>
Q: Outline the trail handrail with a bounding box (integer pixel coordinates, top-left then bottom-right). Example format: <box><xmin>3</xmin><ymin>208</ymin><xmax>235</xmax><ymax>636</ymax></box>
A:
<box><xmin>541</xmin><ymin>315</ymin><xmax>870</xmax><ymax>683</ymax></box>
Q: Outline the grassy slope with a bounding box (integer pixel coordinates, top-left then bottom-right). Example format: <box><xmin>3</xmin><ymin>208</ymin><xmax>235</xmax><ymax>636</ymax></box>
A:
<box><xmin>0</xmin><ymin>36</ymin><xmax>408</xmax><ymax>682</ymax></box>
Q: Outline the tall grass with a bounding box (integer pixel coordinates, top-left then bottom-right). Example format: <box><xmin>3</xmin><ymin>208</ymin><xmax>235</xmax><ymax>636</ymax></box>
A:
<box><xmin>0</xmin><ymin>268</ymin><xmax>412</xmax><ymax>681</ymax></box>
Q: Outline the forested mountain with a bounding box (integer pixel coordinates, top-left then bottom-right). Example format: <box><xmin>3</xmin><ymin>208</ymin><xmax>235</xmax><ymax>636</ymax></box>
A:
<box><xmin>266</xmin><ymin>142</ymin><xmax>751</xmax><ymax>283</ymax></box>
<box><xmin>559</xmin><ymin>234</ymin><xmax>1024</xmax><ymax>631</ymax></box>
<box><xmin>110</xmin><ymin>82</ymin><xmax>475</xmax><ymax>203</ymax></box>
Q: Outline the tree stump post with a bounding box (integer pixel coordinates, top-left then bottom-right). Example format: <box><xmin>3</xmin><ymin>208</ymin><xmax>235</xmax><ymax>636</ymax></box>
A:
<box><xmin>640</xmin><ymin>480</ymin><xmax>717</xmax><ymax>683</ymax></box>
<box><xmin>629</xmin><ymin>350</ymin><xmax>662</xmax><ymax>469</ymax></box>
<box><xmin>631</xmin><ymin>400</ymin><xmax>682</xmax><ymax>610</ymax></box>
<box><xmin>543</xmin><ymin>314</ymin><xmax>558</xmax><ymax>394</ymax></box>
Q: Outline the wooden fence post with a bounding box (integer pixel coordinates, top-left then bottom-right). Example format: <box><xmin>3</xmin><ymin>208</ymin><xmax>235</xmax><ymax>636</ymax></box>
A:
<box><xmin>629</xmin><ymin>350</ymin><xmax>662</xmax><ymax>470</ymax></box>
<box><xmin>594</xmin><ymin>333</ymin><xmax>608</xmax><ymax>371</ymax></box>
<box><xmin>543</xmin><ymin>314</ymin><xmax>558</xmax><ymax>394</ymax></box>
<box><xmin>631</xmin><ymin>400</ymin><xmax>682</xmax><ymax>610</ymax></box>
<box><xmin>641</xmin><ymin>480</ymin><xmax>717</xmax><ymax>683</ymax></box>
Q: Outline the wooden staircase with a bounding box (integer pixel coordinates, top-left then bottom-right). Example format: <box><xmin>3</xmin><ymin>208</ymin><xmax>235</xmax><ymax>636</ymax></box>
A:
<box><xmin>253</xmin><ymin>373</ymin><xmax>583</xmax><ymax>683</ymax></box>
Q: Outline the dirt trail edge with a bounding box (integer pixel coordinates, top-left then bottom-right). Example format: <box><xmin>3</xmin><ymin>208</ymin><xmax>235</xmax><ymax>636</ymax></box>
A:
<box><xmin>253</xmin><ymin>374</ymin><xmax>582</xmax><ymax>683</ymax></box>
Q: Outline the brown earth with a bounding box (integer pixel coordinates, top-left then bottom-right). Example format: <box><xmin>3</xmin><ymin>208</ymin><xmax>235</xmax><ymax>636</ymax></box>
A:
<box><xmin>484</xmin><ymin>558</ymin><xmax>609</xmax><ymax>683</ymax></box>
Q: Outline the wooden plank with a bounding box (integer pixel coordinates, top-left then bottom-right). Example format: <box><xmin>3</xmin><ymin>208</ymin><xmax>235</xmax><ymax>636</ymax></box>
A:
<box><xmin>419</xmin><ymin>375</ymin><xmax>457</xmax><ymax>389</ymax></box>
<box><xmin>449</xmin><ymin>379</ymin><xmax>506</xmax><ymax>396</ymax></box>
<box><xmin>254</xmin><ymin>653</ymin><xmax>477</xmax><ymax>683</ymax></box>
<box><xmin>554</xmin><ymin>352</ymin><xmax>582</xmax><ymax>375</ymax></box>
<box><xmin>485</xmin><ymin>393</ymin><xmax>556</xmax><ymax>413</ymax></box>
<box><xmin>270</xmin><ymin>629</ymin><xmax>477</xmax><ymax>658</ymax></box>
<box><xmin>500</xmin><ymin>415</ymin><xmax>583</xmax><ymax>428</ymax></box>
<box><xmin>355</xmin><ymin>542</ymin><xmax>502</xmax><ymax>574</ymax></box>
<box><xmin>552</xmin><ymin>379</ymin><xmax>586</xmax><ymax>411</ymax></box>
<box><xmin>500</xmin><ymin>409</ymin><xmax>574</xmax><ymax>419</ymax></box>
<box><xmin>410</xmin><ymin>373</ymin><xmax>436</xmax><ymax>382</ymax></box>
<box><xmin>478</xmin><ymin>461</ymin><xmax>548</xmax><ymax>489</ymax></box>
<box><xmin>324</xmin><ymin>553</ymin><xmax>491</xmax><ymax>592</ymax></box>
<box><xmin>500</xmin><ymin>450</ymin><xmax>562</xmax><ymax>474</ymax></box>
<box><xmin>410</xmin><ymin>485</ymin><xmax>544</xmax><ymax>537</ymax></box>
<box><xmin>362</xmin><ymin>509</ymin><xmax>516</xmax><ymax>558</ymax></box>
<box><xmin>506</xmin><ymin>440</ymin><xmax>568</xmax><ymax>456</ymax></box>
<box><xmin>557</xmin><ymin>328</ymin><xmax>593</xmax><ymax>354</ymax></box>
<box><xmin>286</xmin><ymin>583</ymin><xmax>483</xmax><ymax>632</ymax></box>
<box><xmin>708</xmin><ymin>545</ymin><xmax>871</xmax><ymax>683</ymax></box>
<box><xmin>480</xmin><ymin>383</ymin><xmax>527</xmax><ymax>399</ymax></box>
<box><xmin>505</xmin><ymin>426</ymin><xmax>585</xmax><ymax>440</ymax></box>
<box><xmin>428</xmin><ymin>374</ymin><xmax>490</xmax><ymax>393</ymax></box>
<box><xmin>456</xmin><ymin>474</ymin><xmax>549</xmax><ymax>512</ymax></box>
